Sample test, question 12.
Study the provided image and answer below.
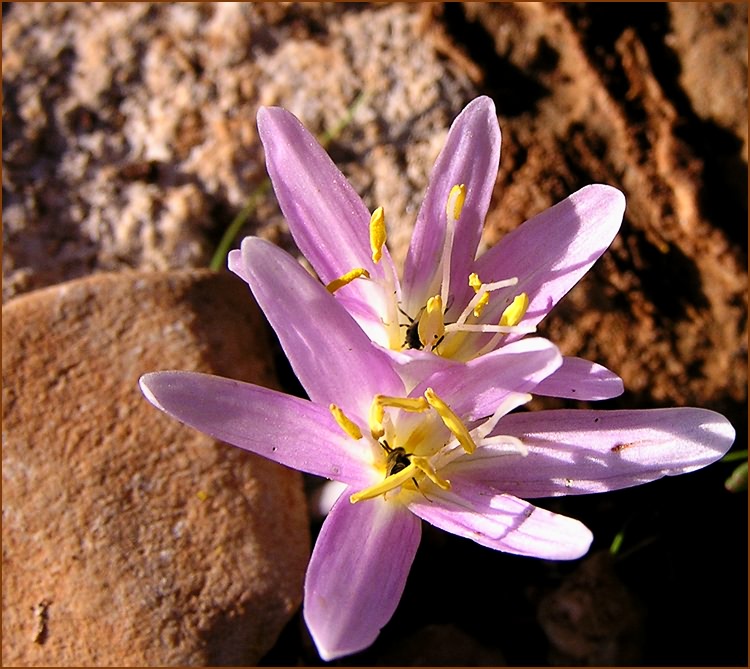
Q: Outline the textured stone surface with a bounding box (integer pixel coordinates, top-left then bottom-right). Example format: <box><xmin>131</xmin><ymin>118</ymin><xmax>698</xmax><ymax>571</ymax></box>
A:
<box><xmin>1</xmin><ymin>2</ymin><xmax>475</xmax><ymax>301</ymax></box>
<box><xmin>2</xmin><ymin>270</ymin><xmax>310</xmax><ymax>666</ymax></box>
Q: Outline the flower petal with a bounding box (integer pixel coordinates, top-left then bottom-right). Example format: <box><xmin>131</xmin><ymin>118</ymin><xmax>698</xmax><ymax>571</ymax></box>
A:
<box><xmin>235</xmin><ymin>236</ymin><xmax>404</xmax><ymax>415</ymax></box>
<box><xmin>257</xmin><ymin>106</ymin><xmax>396</xmax><ymax>316</ymax></box>
<box><xmin>139</xmin><ymin>371</ymin><xmax>373</xmax><ymax>486</ymax></box>
<box><xmin>411</xmin><ymin>337</ymin><xmax>562</xmax><ymax>421</ymax></box>
<box><xmin>408</xmin><ymin>481</ymin><xmax>592</xmax><ymax>560</ymax></box>
<box><xmin>304</xmin><ymin>491</ymin><xmax>422</xmax><ymax>661</ymax></box>
<box><xmin>533</xmin><ymin>356</ymin><xmax>624</xmax><ymax>400</ymax></box>
<box><xmin>474</xmin><ymin>184</ymin><xmax>626</xmax><ymax>329</ymax></box>
<box><xmin>453</xmin><ymin>408</ymin><xmax>736</xmax><ymax>497</ymax></box>
<box><xmin>403</xmin><ymin>96</ymin><xmax>502</xmax><ymax>316</ymax></box>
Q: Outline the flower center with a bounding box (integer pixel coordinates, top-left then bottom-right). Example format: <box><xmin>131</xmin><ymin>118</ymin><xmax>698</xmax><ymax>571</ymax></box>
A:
<box><xmin>329</xmin><ymin>388</ymin><xmax>476</xmax><ymax>504</ymax></box>
<box><xmin>326</xmin><ymin>184</ymin><xmax>535</xmax><ymax>361</ymax></box>
<box><xmin>329</xmin><ymin>389</ymin><xmax>532</xmax><ymax>504</ymax></box>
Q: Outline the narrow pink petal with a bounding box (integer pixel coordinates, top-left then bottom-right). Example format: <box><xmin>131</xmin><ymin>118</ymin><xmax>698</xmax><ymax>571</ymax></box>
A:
<box><xmin>381</xmin><ymin>346</ymin><xmax>463</xmax><ymax>391</ymax></box>
<box><xmin>403</xmin><ymin>96</ymin><xmax>501</xmax><ymax>316</ymax></box>
<box><xmin>257</xmin><ymin>106</ymin><xmax>396</xmax><ymax>310</ymax></box>
<box><xmin>409</xmin><ymin>482</ymin><xmax>592</xmax><ymax>560</ymax></box>
<box><xmin>533</xmin><ymin>356</ymin><xmax>624</xmax><ymax>400</ymax></box>
<box><xmin>236</xmin><ymin>236</ymin><xmax>404</xmax><ymax>415</ymax></box>
<box><xmin>411</xmin><ymin>337</ymin><xmax>562</xmax><ymax>421</ymax></box>
<box><xmin>454</xmin><ymin>408</ymin><xmax>736</xmax><ymax>497</ymax></box>
<box><xmin>139</xmin><ymin>372</ymin><xmax>373</xmax><ymax>487</ymax></box>
<box><xmin>304</xmin><ymin>492</ymin><xmax>421</xmax><ymax>661</ymax></box>
<box><xmin>474</xmin><ymin>184</ymin><xmax>626</xmax><ymax>329</ymax></box>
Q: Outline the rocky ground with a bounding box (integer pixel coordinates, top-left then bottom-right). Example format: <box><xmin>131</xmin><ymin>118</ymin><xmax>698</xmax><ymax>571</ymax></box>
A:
<box><xmin>3</xmin><ymin>3</ymin><xmax>747</xmax><ymax>666</ymax></box>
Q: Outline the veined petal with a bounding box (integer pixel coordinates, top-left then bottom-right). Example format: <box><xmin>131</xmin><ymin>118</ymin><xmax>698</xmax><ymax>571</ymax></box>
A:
<box><xmin>454</xmin><ymin>407</ymin><xmax>736</xmax><ymax>497</ymax></box>
<box><xmin>533</xmin><ymin>356</ymin><xmax>624</xmax><ymax>400</ymax></box>
<box><xmin>403</xmin><ymin>96</ymin><xmax>501</xmax><ymax>316</ymax></box>
<box><xmin>304</xmin><ymin>491</ymin><xmax>422</xmax><ymax>661</ymax></box>
<box><xmin>380</xmin><ymin>345</ymin><xmax>463</xmax><ymax>390</ymax></box>
<box><xmin>408</xmin><ymin>481</ymin><xmax>592</xmax><ymax>560</ymax></box>
<box><xmin>474</xmin><ymin>184</ymin><xmax>626</xmax><ymax>330</ymax></box>
<box><xmin>139</xmin><ymin>372</ymin><xmax>373</xmax><ymax>487</ymax></box>
<box><xmin>411</xmin><ymin>337</ymin><xmax>562</xmax><ymax>421</ymax></box>
<box><xmin>257</xmin><ymin>106</ymin><xmax>396</xmax><ymax>308</ymax></box>
<box><xmin>236</xmin><ymin>236</ymin><xmax>404</xmax><ymax>415</ymax></box>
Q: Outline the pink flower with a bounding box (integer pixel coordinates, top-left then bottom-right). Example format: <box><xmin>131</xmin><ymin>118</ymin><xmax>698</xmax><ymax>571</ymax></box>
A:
<box><xmin>139</xmin><ymin>239</ymin><xmax>734</xmax><ymax>661</ymax></box>
<box><xmin>255</xmin><ymin>96</ymin><xmax>626</xmax><ymax>398</ymax></box>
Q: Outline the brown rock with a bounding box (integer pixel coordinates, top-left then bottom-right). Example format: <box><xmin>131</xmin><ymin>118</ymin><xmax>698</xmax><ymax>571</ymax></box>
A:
<box><xmin>1</xmin><ymin>2</ymin><xmax>476</xmax><ymax>302</ymax></box>
<box><xmin>537</xmin><ymin>551</ymin><xmax>644</xmax><ymax>665</ymax></box>
<box><xmin>668</xmin><ymin>3</ymin><xmax>748</xmax><ymax>158</ymax></box>
<box><xmin>2</xmin><ymin>270</ymin><xmax>310</xmax><ymax>666</ymax></box>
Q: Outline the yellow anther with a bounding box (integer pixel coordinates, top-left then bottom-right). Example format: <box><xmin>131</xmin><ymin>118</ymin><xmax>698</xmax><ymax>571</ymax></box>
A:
<box><xmin>417</xmin><ymin>295</ymin><xmax>445</xmax><ymax>349</ymax></box>
<box><xmin>446</xmin><ymin>184</ymin><xmax>467</xmax><ymax>221</ymax></box>
<box><xmin>424</xmin><ymin>388</ymin><xmax>476</xmax><ymax>454</ymax></box>
<box><xmin>329</xmin><ymin>404</ymin><xmax>363</xmax><ymax>440</ymax></box>
<box><xmin>368</xmin><ymin>394</ymin><xmax>429</xmax><ymax>440</ymax></box>
<box><xmin>376</xmin><ymin>394</ymin><xmax>430</xmax><ymax>413</ymax></box>
<box><xmin>350</xmin><ymin>462</ymin><xmax>419</xmax><ymax>503</ymax></box>
<box><xmin>473</xmin><ymin>292</ymin><xmax>490</xmax><ymax>318</ymax></box>
<box><xmin>369</xmin><ymin>398</ymin><xmax>386</xmax><ymax>440</ymax></box>
<box><xmin>369</xmin><ymin>207</ymin><xmax>386</xmax><ymax>263</ymax></box>
<box><xmin>326</xmin><ymin>267</ymin><xmax>371</xmax><ymax>293</ymax></box>
<box><xmin>467</xmin><ymin>272</ymin><xmax>489</xmax><ymax>317</ymax></box>
<box><xmin>411</xmin><ymin>456</ymin><xmax>451</xmax><ymax>491</ymax></box>
<box><xmin>499</xmin><ymin>292</ymin><xmax>529</xmax><ymax>327</ymax></box>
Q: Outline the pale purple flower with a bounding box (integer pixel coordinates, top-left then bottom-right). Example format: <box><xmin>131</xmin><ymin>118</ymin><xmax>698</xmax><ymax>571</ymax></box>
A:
<box><xmin>139</xmin><ymin>238</ymin><xmax>735</xmax><ymax>661</ymax></box>
<box><xmin>255</xmin><ymin>96</ymin><xmax>626</xmax><ymax>397</ymax></box>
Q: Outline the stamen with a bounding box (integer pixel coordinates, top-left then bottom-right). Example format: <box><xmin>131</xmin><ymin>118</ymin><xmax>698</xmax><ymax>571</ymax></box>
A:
<box><xmin>439</xmin><ymin>184</ymin><xmax>466</xmax><ymax>310</ymax></box>
<box><xmin>326</xmin><ymin>267</ymin><xmax>371</xmax><ymax>293</ymax></box>
<box><xmin>444</xmin><ymin>323</ymin><xmax>536</xmax><ymax>334</ymax></box>
<box><xmin>453</xmin><ymin>276</ymin><xmax>519</xmax><ymax>329</ymax></box>
<box><xmin>376</xmin><ymin>394</ymin><xmax>430</xmax><ymax>412</ymax></box>
<box><xmin>500</xmin><ymin>292</ymin><xmax>529</xmax><ymax>327</ymax></box>
<box><xmin>411</xmin><ymin>455</ymin><xmax>451</xmax><ymax>490</ymax></box>
<box><xmin>468</xmin><ymin>272</ymin><xmax>489</xmax><ymax>317</ymax></box>
<box><xmin>473</xmin><ymin>292</ymin><xmax>490</xmax><ymax>318</ymax></box>
<box><xmin>369</xmin><ymin>394</ymin><xmax>430</xmax><ymax>440</ymax></box>
<box><xmin>369</xmin><ymin>398</ymin><xmax>385</xmax><ymax>440</ymax></box>
<box><xmin>477</xmin><ymin>435</ymin><xmax>529</xmax><ymax>457</ymax></box>
<box><xmin>369</xmin><ymin>207</ymin><xmax>386</xmax><ymax>263</ymax></box>
<box><xmin>417</xmin><ymin>295</ymin><xmax>445</xmax><ymax>349</ymax></box>
<box><xmin>471</xmin><ymin>392</ymin><xmax>532</xmax><ymax>441</ymax></box>
<box><xmin>446</xmin><ymin>184</ymin><xmax>467</xmax><ymax>221</ymax></box>
<box><xmin>424</xmin><ymin>387</ymin><xmax>476</xmax><ymax>454</ymax></box>
<box><xmin>329</xmin><ymin>404</ymin><xmax>362</xmax><ymax>440</ymax></box>
<box><xmin>350</xmin><ymin>461</ymin><xmax>419</xmax><ymax>503</ymax></box>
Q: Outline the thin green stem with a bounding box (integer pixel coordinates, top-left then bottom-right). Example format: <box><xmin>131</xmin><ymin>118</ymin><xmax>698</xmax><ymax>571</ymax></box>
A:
<box><xmin>721</xmin><ymin>449</ymin><xmax>748</xmax><ymax>463</ymax></box>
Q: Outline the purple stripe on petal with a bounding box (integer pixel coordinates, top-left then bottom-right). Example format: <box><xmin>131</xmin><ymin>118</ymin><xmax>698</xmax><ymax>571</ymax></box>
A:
<box><xmin>236</xmin><ymin>236</ymin><xmax>404</xmax><ymax>415</ymax></box>
<box><xmin>403</xmin><ymin>96</ymin><xmax>501</xmax><ymax>315</ymax></box>
<box><xmin>412</xmin><ymin>337</ymin><xmax>562</xmax><ymax>421</ymax></box>
<box><xmin>474</xmin><ymin>184</ymin><xmax>626</xmax><ymax>330</ymax></box>
<box><xmin>139</xmin><ymin>371</ymin><xmax>373</xmax><ymax>487</ymax></box>
<box><xmin>455</xmin><ymin>407</ymin><xmax>736</xmax><ymax>498</ymax></box>
<box><xmin>533</xmin><ymin>356</ymin><xmax>624</xmax><ymax>400</ymax></box>
<box><xmin>409</xmin><ymin>482</ymin><xmax>592</xmax><ymax>560</ymax></box>
<box><xmin>304</xmin><ymin>492</ymin><xmax>421</xmax><ymax>661</ymax></box>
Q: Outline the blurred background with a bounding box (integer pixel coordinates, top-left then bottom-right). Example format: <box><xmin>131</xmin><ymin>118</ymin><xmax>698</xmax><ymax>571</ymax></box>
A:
<box><xmin>3</xmin><ymin>3</ymin><xmax>747</xmax><ymax>666</ymax></box>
